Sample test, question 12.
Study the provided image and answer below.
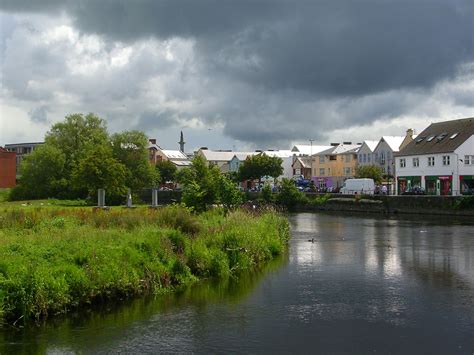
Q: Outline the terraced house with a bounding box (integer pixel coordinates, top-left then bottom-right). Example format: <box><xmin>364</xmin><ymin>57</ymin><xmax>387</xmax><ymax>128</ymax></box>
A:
<box><xmin>311</xmin><ymin>143</ymin><xmax>360</xmax><ymax>190</ymax></box>
<box><xmin>395</xmin><ymin>118</ymin><xmax>474</xmax><ymax>195</ymax></box>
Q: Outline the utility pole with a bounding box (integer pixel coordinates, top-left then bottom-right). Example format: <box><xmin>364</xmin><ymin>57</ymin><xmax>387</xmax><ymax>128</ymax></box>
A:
<box><xmin>309</xmin><ymin>139</ymin><xmax>314</xmax><ymax>181</ymax></box>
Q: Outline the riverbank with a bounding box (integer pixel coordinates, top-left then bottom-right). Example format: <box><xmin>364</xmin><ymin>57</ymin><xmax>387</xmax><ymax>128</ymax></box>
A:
<box><xmin>0</xmin><ymin>206</ymin><xmax>289</xmax><ymax>325</ymax></box>
<box><xmin>292</xmin><ymin>194</ymin><xmax>474</xmax><ymax>217</ymax></box>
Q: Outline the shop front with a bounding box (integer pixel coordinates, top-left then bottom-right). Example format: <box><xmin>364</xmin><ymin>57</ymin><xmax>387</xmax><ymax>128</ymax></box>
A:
<box><xmin>397</xmin><ymin>176</ymin><xmax>422</xmax><ymax>194</ymax></box>
<box><xmin>425</xmin><ymin>175</ymin><xmax>452</xmax><ymax>195</ymax></box>
<box><xmin>460</xmin><ymin>175</ymin><xmax>474</xmax><ymax>194</ymax></box>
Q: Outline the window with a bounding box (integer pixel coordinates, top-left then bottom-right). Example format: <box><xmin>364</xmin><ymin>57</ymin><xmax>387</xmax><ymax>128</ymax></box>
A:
<box><xmin>329</xmin><ymin>155</ymin><xmax>337</xmax><ymax>161</ymax></box>
<box><xmin>319</xmin><ymin>168</ymin><xmax>325</xmax><ymax>176</ymax></box>
<box><xmin>413</xmin><ymin>157</ymin><xmax>419</xmax><ymax>167</ymax></box>
<box><xmin>436</xmin><ymin>133</ymin><xmax>447</xmax><ymax>142</ymax></box>
<box><xmin>374</xmin><ymin>153</ymin><xmax>378</xmax><ymax>162</ymax></box>
<box><xmin>450</xmin><ymin>132</ymin><xmax>459</xmax><ymax>139</ymax></box>
<box><xmin>363</xmin><ymin>154</ymin><xmax>367</xmax><ymax>163</ymax></box>
<box><xmin>319</xmin><ymin>156</ymin><xmax>325</xmax><ymax>164</ymax></box>
<box><xmin>400</xmin><ymin>159</ymin><xmax>406</xmax><ymax>168</ymax></box>
<box><xmin>344</xmin><ymin>167</ymin><xmax>351</xmax><ymax>175</ymax></box>
<box><xmin>428</xmin><ymin>156</ymin><xmax>435</xmax><ymax>166</ymax></box>
<box><xmin>442</xmin><ymin>155</ymin><xmax>450</xmax><ymax>166</ymax></box>
<box><xmin>345</xmin><ymin>155</ymin><xmax>351</xmax><ymax>163</ymax></box>
<box><xmin>465</xmin><ymin>156</ymin><xmax>471</xmax><ymax>165</ymax></box>
<box><xmin>426</xmin><ymin>135</ymin><xmax>435</xmax><ymax>142</ymax></box>
<box><xmin>367</xmin><ymin>154</ymin><xmax>371</xmax><ymax>163</ymax></box>
<box><xmin>380</xmin><ymin>152</ymin><xmax>385</xmax><ymax>164</ymax></box>
<box><xmin>415</xmin><ymin>137</ymin><xmax>425</xmax><ymax>143</ymax></box>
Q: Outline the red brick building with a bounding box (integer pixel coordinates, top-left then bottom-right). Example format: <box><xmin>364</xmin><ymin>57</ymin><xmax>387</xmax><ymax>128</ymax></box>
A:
<box><xmin>0</xmin><ymin>147</ymin><xmax>17</xmax><ymax>188</ymax></box>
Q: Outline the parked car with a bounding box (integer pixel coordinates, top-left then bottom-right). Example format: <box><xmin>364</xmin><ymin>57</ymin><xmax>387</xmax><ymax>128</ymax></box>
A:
<box><xmin>401</xmin><ymin>187</ymin><xmax>426</xmax><ymax>195</ymax></box>
<box><xmin>461</xmin><ymin>187</ymin><xmax>474</xmax><ymax>195</ymax></box>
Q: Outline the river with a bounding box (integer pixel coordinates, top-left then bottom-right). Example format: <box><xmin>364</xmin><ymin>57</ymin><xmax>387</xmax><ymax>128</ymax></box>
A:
<box><xmin>2</xmin><ymin>213</ymin><xmax>474</xmax><ymax>354</ymax></box>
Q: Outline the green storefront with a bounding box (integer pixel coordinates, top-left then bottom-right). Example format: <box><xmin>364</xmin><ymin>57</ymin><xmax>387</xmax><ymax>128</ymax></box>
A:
<box><xmin>397</xmin><ymin>176</ymin><xmax>422</xmax><ymax>194</ymax></box>
<box><xmin>460</xmin><ymin>175</ymin><xmax>474</xmax><ymax>194</ymax></box>
<box><xmin>425</xmin><ymin>175</ymin><xmax>452</xmax><ymax>195</ymax></box>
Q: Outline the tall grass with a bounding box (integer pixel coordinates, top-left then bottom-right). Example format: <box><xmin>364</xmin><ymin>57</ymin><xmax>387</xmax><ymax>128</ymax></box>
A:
<box><xmin>0</xmin><ymin>205</ymin><xmax>289</xmax><ymax>324</ymax></box>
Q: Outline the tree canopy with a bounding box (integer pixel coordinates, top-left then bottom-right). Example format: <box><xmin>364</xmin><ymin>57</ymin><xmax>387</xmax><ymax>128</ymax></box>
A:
<box><xmin>355</xmin><ymin>164</ymin><xmax>383</xmax><ymax>184</ymax></box>
<box><xmin>156</xmin><ymin>160</ymin><xmax>177</xmax><ymax>185</ymax></box>
<box><xmin>11</xmin><ymin>113</ymin><xmax>158</xmax><ymax>202</ymax></box>
<box><xmin>238</xmin><ymin>154</ymin><xmax>283</xmax><ymax>182</ymax></box>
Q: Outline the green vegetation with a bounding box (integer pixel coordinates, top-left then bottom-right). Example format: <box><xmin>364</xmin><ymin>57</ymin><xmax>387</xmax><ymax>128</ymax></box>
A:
<box><xmin>10</xmin><ymin>114</ymin><xmax>157</xmax><ymax>202</ymax></box>
<box><xmin>0</xmin><ymin>206</ymin><xmax>289</xmax><ymax>324</ymax></box>
<box><xmin>179</xmin><ymin>156</ymin><xmax>242</xmax><ymax>212</ymax></box>
<box><xmin>238</xmin><ymin>154</ymin><xmax>284</xmax><ymax>183</ymax></box>
<box><xmin>355</xmin><ymin>164</ymin><xmax>383</xmax><ymax>184</ymax></box>
<box><xmin>156</xmin><ymin>160</ymin><xmax>178</xmax><ymax>186</ymax></box>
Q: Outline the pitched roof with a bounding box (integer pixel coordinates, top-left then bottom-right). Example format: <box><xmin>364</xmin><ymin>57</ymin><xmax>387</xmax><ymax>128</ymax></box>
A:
<box><xmin>291</xmin><ymin>144</ymin><xmax>332</xmax><ymax>155</ymax></box>
<box><xmin>161</xmin><ymin>150</ymin><xmax>188</xmax><ymax>160</ymax></box>
<box><xmin>293</xmin><ymin>156</ymin><xmax>312</xmax><ymax>168</ymax></box>
<box><xmin>232</xmin><ymin>152</ymin><xmax>259</xmax><ymax>161</ymax></box>
<box><xmin>200</xmin><ymin>150</ymin><xmax>253</xmax><ymax>162</ymax></box>
<box><xmin>317</xmin><ymin>144</ymin><xmax>361</xmax><ymax>155</ymax></box>
<box><xmin>263</xmin><ymin>150</ymin><xmax>293</xmax><ymax>158</ymax></box>
<box><xmin>376</xmin><ymin>136</ymin><xmax>405</xmax><ymax>152</ymax></box>
<box><xmin>397</xmin><ymin>117</ymin><xmax>474</xmax><ymax>156</ymax></box>
<box><xmin>361</xmin><ymin>140</ymin><xmax>379</xmax><ymax>152</ymax></box>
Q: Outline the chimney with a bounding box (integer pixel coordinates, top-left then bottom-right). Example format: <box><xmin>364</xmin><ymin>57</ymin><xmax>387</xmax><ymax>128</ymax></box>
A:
<box><xmin>149</xmin><ymin>138</ymin><xmax>156</xmax><ymax>145</ymax></box>
<box><xmin>343</xmin><ymin>141</ymin><xmax>352</xmax><ymax>145</ymax></box>
<box><xmin>200</xmin><ymin>147</ymin><xmax>208</xmax><ymax>150</ymax></box>
<box><xmin>330</xmin><ymin>142</ymin><xmax>339</xmax><ymax>146</ymax></box>
<box><xmin>406</xmin><ymin>128</ymin><xmax>414</xmax><ymax>138</ymax></box>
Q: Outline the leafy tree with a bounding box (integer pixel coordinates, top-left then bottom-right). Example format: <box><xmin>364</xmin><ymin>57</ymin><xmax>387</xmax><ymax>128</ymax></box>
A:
<box><xmin>156</xmin><ymin>160</ymin><xmax>177</xmax><ymax>185</ymax></box>
<box><xmin>261</xmin><ymin>184</ymin><xmax>274</xmax><ymax>203</ymax></box>
<box><xmin>180</xmin><ymin>156</ymin><xmax>221</xmax><ymax>212</ymax></box>
<box><xmin>110</xmin><ymin>130</ymin><xmax>159</xmax><ymax>190</ymax></box>
<box><xmin>355</xmin><ymin>164</ymin><xmax>383</xmax><ymax>184</ymax></box>
<box><xmin>216</xmin><ymin>173</ymin><xmax>243</xmax><ymax>212</ymax></box>
<box><xmin>45</xmin><ymin>113</ymin><xmax>109</xmax><ymax>171</ymax></box>
<box><xmin>238</xmin><ymin>154</ymin><xmax>283</xmax><ymax>184</ymax></box>
<box><xmin>10</xmin><ymin>145</ymin><xmax>68</xmax><ymax>200</ymax></box>
<box><xmin>71</xmin><ymin>145</ymin><xmax>127</xmax><ymax>201</ymax></box>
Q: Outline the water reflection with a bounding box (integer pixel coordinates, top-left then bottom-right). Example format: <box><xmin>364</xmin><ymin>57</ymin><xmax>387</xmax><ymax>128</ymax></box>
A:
<box><xmin>2</xmin><ymin>213</ymin><xmax>474</xmax><ymax>354</ymax></box>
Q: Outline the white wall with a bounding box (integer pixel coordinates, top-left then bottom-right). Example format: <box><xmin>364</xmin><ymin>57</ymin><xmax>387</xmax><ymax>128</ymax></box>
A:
<box><xmin>395</xmin><ymin>135</ymin><xmax>474</xmax><ymax>194</ymax></box>
<box><xmin>357</xmin><ymin>144</ymin><xmax>375</xmax><ymax>166</ymax></box>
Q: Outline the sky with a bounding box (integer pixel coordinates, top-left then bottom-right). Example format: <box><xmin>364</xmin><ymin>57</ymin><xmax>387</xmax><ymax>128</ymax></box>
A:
<box><xmin>0</xmin><ymin>0</ymin><xmax>473</xmax><ymax>152</ymax></box>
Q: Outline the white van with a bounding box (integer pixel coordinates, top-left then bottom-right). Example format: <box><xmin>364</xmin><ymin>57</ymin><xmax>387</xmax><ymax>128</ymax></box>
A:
<box><xmin>340</xmin><ymin>178</ymin><xmax>375</xmax><ymax>195</ymax></box>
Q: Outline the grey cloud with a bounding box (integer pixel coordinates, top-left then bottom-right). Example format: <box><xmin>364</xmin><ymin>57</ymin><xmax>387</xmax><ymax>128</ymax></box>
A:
<box><xmin>138</xmin><ymin>110</ymin><xmax>182</xmax><ymax>129</ymax></box>
<box><xmin>2</xmin><ymin>1</ymin><xmax>471</xmax><ymax>96</ymax></box>
<box><xmin>29</xmin><ymin>105</ymin><xmax>49</xmax><ymax>123</ymax></box>
<box><xmin>1</xmin><ymin>1</ymin><xmax>473</xmax><ymax>148</ymax></box>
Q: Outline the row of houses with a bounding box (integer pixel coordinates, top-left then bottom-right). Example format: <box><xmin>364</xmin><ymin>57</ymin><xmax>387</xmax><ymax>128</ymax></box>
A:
<box><xmin>1</xmin><ymin>118</ymin><xmax>473</xmax><ymax>195</ymax></box>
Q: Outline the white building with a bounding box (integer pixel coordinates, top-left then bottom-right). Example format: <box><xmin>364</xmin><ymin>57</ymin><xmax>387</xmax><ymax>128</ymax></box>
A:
<box><xmin>357</xmin><ymin>140</ymin><xmax>379</xmax><ymax>167</ymax></box>
<box><xmin>395</xmin><ymin>118</ymin><xmax>474</xmax><ymax>195</ymax></box>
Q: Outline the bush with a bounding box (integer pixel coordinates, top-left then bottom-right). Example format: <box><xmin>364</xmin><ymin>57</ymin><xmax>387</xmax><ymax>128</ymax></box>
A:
<box><xmin>276</xmin><ymin>178</ymin><xmax>305</xmax><ymax>209</ymax></box>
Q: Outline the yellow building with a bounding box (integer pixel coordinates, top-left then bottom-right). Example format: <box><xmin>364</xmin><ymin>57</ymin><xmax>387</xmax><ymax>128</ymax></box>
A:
<box><xmin>311</xmin><ymin>143</ymin><xmax>360</xmax><ymax>190</ymax></box>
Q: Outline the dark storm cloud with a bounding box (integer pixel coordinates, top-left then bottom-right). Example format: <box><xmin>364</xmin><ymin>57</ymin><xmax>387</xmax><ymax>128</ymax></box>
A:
<box><xmin>1</xmin><ymin>1</ymin><xmax>473</xmax><ymax>146</ymax></box>
<box><xmin>138</xmin><ymin>110</ymin><xmax>181</xmax><ymax>129</ymax></box>
<box><xmin>3</xmin><ymin>0</ymin><xmax>471</xmax><ymax>96</ymax></box>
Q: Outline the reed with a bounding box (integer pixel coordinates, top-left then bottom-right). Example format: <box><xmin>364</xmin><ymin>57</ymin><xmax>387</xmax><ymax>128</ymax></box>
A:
<box><xmin>0</xmin><ymin>205</ymin><xmax>289</xmax><ymax>324</ymax></box>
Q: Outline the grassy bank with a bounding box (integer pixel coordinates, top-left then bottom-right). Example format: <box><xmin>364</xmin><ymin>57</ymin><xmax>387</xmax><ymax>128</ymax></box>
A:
<box><xmin>0</xmin><ymin>206</ymin><xmax>289</xmax><ymax>325</ymax></box>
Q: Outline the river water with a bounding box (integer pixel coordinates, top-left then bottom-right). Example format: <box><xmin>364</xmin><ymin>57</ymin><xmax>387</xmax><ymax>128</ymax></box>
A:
<box><xmin>2</xmin><ymin>213</ymin><xmax>474</xmax><ymax>354</ymax></box>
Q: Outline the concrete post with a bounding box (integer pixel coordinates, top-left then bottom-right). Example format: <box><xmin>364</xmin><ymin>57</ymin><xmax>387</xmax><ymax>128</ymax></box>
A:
<box><xmin>151</xmin><ymin>188</ymin><xmax>159</xmax><ymax>207</ymax></box>
<box><xmin>126</xmin><ymin>188</ymin><xmax>133</xmax><ymax>208</ymax></box>
<box><xmin>98</xmin><ymin>188</ymin><xmax>105</xmax><ymax>207</ymax></box>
